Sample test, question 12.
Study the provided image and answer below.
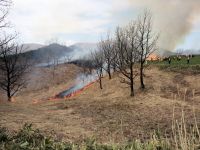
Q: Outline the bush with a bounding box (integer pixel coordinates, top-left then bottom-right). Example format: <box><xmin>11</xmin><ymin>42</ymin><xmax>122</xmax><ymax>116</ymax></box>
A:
<box><xmin>0</xmin><ymin>123</ymin><xmax>73</xmax><ymax>150</ymax></box>
<box><xmin>0</xmin><ymin>116</ymin><xmax>199</xmax><ymax>150</ymax></box>
<box><xmin>0</xmin><ymin>124</ymin><xmax>171</xmax><ymax>150</ymax></box>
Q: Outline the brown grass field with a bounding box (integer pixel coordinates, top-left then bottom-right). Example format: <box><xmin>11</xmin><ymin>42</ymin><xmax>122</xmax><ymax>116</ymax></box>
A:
<box><xmin>0</xmin><ymin>64</ymin><xmax>200</xmax><ymax>143</ymax></box>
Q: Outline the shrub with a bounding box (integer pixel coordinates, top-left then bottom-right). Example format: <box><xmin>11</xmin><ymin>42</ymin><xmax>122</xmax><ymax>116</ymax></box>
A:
<box><xmin>0</xmin><ymin>111</ymin><xmax>200</xmax><ymax>150</ymax></box>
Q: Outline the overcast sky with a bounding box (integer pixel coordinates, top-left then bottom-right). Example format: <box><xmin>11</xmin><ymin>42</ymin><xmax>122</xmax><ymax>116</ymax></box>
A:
<box><xmin>8</xmin><ymin>0</ymin><xmax>200</xmax><ymax>50</ymax></box>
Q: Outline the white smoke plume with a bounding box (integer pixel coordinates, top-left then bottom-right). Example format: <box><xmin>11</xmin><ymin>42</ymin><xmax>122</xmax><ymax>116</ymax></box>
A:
<box><xmin>129</xmin><ymin>0</ymin><xmax>200</xmax><ymax>51</ymax></box>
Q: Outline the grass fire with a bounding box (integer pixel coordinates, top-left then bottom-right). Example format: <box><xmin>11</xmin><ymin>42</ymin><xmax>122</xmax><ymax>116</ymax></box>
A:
<box><xmin>54</xmin><ymin>73</ymin><xmax>98</xmax><ymax>99</ymax></box>
<box><xmin>0</xmin><ymin>0</ymin><xmax>200</xmax><ymax>149</ymax></box>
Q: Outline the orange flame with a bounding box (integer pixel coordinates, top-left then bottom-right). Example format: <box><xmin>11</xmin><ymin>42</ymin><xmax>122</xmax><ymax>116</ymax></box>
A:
<box><xmin>48</xmin><ymin>81</ymin><xmax>96</xmax><ymax>101</ymax></box>
<box><xmin>61</xmin><ymin>80</ymin><xmax>96</xmax><ymax>99</ymax></box>
<box><xmin>32</xmin><ymin>80</ymin><xmax>97</xmax><ymax>104</ymax></box>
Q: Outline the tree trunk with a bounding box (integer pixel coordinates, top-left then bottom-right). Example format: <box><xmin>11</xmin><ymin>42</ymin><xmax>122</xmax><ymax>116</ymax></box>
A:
<box><xmin>108</xmin><ymin>71</ymin><xmax>111</xmax><ymax>79</ymax></box>
<box><xmin>99</xmin><ymin>77</ymin><xmax>103</xmax><ymax>89</ymax></box>
<box><xmin>113</xmin><ymin>65</ymin><xmax>116</xmax><ymax>72</ymax></box>
<box><xmin>7</xmin><ymin>88</ymin><xmax>11</xmax><ymax>102</ymax></box>
<box><xmin>107</xmin><ymin>65</ymin><xmax>112</xmax><ymax>79</ymax></box>
<box><xmin>130</xmin><ymin>79</ymin><xmax>134</xmax><ymax>97</ymax></box>
<box><xmin>140</xmin><ymin>62</ymin><xmax>145</xmax><ymax>90</ymax></box>
<box><xmin>99</xmin><ymin>68</ymin><xmax>103</xmax><ymax>89</ymax></box>
<box><xmin>130</xmin><ymin>64</ymin><xmax>134</xmax><ymax>96</ymax></box>
<box><xmin>7</xmin><ymin>72</ymin><xmax>12</xmax><ymax>101</ymax></box>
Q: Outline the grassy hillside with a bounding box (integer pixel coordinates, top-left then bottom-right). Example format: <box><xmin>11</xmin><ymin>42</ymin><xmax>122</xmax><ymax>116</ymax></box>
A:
<box><xmin>0</xmin><ymin>62</ymin><xmax>200</xmax><ymax>149</ymax></box>
<box><xmin>0</xmin><ymin>67</ymin><xmax>200</xmax><ymax>143</ymax></box>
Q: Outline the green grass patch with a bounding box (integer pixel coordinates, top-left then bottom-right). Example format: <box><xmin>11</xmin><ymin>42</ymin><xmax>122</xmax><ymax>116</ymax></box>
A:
<box><xmin>0</xmin><ymin>123</ymin><xmax>171</xmax><ymax>150</ymax></box>
<box><xmin>150</xmin><ymin>55</ymin><xmax>200</xmax><ymax>74</ymax></box>
<box><xmin>151</xmin><ymin>55</ymin><xmax>200</xmax><ymax>66</ymax></box>
<box><xmin>160</xmin><ymin>64</ymin><xmax>200</xmax><ymax>74</ymax></box>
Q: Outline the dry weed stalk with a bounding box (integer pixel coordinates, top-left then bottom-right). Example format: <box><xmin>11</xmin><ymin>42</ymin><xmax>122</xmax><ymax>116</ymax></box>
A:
<box><xmin>172</xmin><ymin>88</ymin><xmax>200</xmax><ymax>150</ymax></box>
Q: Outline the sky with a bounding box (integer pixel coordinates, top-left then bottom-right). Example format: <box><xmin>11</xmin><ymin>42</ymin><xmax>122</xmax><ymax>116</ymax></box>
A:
<box><xmin>7</xmin><ymin>0</ymin><xmax>200</xmax><ymax>50</ymax></box>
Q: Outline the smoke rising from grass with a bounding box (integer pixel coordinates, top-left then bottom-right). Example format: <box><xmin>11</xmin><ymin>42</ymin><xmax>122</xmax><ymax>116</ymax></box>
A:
<box><xmin>129</xmin><ymin>0</ymin><xmax>200</xmax><ymax>51</ymax></box>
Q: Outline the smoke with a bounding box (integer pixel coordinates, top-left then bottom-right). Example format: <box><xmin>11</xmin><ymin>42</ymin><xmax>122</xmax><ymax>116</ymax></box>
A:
<box><xmin>129</xmin><ymin>0</ymin><xmax>200</xmax><ymax>51</ymax></box>
<box><xmin>56</xmin><ymin>72</ymin><xmax>97</xmax><ymax>98</ymax></box>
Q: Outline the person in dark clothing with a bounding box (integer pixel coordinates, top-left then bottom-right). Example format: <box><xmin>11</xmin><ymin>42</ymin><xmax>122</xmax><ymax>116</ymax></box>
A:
<box><xmin>187</xmin><ymin>56</ymin><xmax>190</xmax><ymax>64</ymax></box>
<box><xmin>168</xmin><ymin>57</ymin><xmax>171</xmax><ymax>64</ymax></box>
<box><xmin>177</xmin><ymin>56</ymin><xmax>179</xmax><ymax>61</ymax></box>
<box><xmin>178</xmin><ymin>56</ymin><xmax>181</xmax><ymax>61</ymax></box>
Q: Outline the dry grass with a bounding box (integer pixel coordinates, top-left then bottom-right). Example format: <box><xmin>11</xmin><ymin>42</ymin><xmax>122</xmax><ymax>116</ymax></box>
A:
<box><xmin>0</xmin><ymin>65</ymin><xmax>200</xmax><ymax>143</ymax></box>
<box><xmin>0</xmin><ymin>64</ymin><xmax>82</xmax><ymax>103</ymax></box>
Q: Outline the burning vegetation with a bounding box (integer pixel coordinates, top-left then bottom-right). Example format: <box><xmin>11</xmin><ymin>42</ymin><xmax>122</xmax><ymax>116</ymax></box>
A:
<box><xmin>55</xmin><ymin>80</ymin><xmax>96</xmax><ymax>99</ymax></box>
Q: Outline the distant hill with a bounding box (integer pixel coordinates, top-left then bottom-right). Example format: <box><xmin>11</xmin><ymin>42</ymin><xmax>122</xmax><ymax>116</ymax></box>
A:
<box><xmin>21</xmin><ymin>43</ymin><xmax>73</xmax><ymax>64</ymax></box>
<box><xmin>18</xmin><ymin>42</ymin><xmax>98</xmax><ymax>66</ymax></box>
<box><xmin>179</xmin><ymin>49</ymin><xmax>200</xmax><ymax>55</ymax></box>
<box><xmin>21</xmin><ymin>43</ymin><xmax>45</xmax><ymax>53</ymax></box>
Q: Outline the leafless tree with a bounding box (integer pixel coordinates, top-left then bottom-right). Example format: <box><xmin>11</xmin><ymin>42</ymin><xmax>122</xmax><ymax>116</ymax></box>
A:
<box><xmin>176</xmin><ymin>49</ymin><xmax>183</xmax><ymax>56</ymax></box>
<box><xmin>80</xmin><ymin>56</ymin><xmax>95</xmax><ymax>75</ymax></box>
<box><xmin>137</xmin><ymin>10</ymin><xmax>159</xmax><ymax>89</ymax></box>
<box><xmin>91</xmin><ymin>49</ymin><xmax>104</xmax><ymax>89</ymax></box>
<box><xmin>115</xmin><ymin>22</ymin><xmax>139</xmax><ymax>96</ymax></box>
<box><xmin>0</xmin><ymin>0</ymin><xmax>11</xmax><ymax>29</ymax></box>
<box><xmin>52</xmin><ymin>56</ymin><xmax>59</xmax><ymax>79</ymax></box>
<box><xmin>111</xmin><ymin>44</ymin><xmax>118</xmax><ymax>72</ymax></box>
<box><xmin>100</xmin><ymin>33</ymin><xmax>115</xmax><ymax>79</ymax></box>
<box><xmin>0</xmin><ymin>37</ymin><xmax>30</xmax><ymax>101</ymax></box>
<box><xmin>0</xmin><ymin>0</ymin><xmax>12</xmax><ymax>51</ymax></box>
<box><xmin>64</xmin><ymin>55</ymin><xmax>73</xmax><ymax>63</ymax></box>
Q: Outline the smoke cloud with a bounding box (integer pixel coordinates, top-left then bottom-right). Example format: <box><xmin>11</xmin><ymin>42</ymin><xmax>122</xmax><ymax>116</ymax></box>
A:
<box><xmin>129</xmin><ymin>0</ymin><xmax>200</xmax><ymax>51</ymax></box>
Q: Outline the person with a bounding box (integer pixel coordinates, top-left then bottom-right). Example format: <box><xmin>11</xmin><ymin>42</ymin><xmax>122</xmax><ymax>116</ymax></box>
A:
<box><xmin>178</xmin><ymin>56</ymin><xmax>181</xmax><ymax>61</ymax></box>
<box><xmin>177</xmin><ymin>55</ymin><xmax>179</xmax><ymax>61</ymax></box>
<box><xmin>168</xmin><ymin>57</ymin><xmax>171</xmax><ymax>64</ymax></box>
<box><xmin>187</xmin><ymin>56</ymin><xmax>190</xmax><ymax>64</ymax></box>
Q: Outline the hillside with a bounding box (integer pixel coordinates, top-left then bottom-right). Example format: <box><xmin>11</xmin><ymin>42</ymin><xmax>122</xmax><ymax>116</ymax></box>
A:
<box><xmin>19</xmin><ymin>43</ymin><xmax>98</xmax><ymax>65</ymax></box>
<box><xmin>21</xmin><ymin>43</ymin><xmax>45</xmax><ymax>52</ymax></box>
<box><xmin>0</xmin><ymin>66</ymin><xmax>200</xmax><ymax>143</ymax></box>
<box><xmin>21</xmin><ymin>43</ymin><xmax>73</xmax><ymax>63</ymax></box>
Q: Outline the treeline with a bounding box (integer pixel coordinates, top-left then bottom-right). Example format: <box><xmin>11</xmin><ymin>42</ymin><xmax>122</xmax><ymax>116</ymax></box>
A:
<box><xmin>90</xmin><ymin>10</ymin><xmax>159</xmax><ymax>96</ymax></box>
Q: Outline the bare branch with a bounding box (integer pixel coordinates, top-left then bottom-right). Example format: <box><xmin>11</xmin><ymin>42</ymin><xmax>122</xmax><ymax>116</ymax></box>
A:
<box><xmin>0</xmin><ymin>36</ymin><xmax>30</xmax><ymax>101</ymax></box>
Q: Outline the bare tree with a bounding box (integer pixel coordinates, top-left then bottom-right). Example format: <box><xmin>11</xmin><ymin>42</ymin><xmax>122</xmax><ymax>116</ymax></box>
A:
<box><xmin>137</xmin><ymin>10</ymin><xmax>159</xmax><ymax>89</ymax></box>
<box><xmin>100</xmin><ymin>33</ymin><xmax>115</xmax><ymax>79</ymax></box>
<box><xmin>64</xmin><ymin>55</ymin><xmax>73</xmax><ymax>63</ymax></box>
<box><xmin>111</xmin><ymin>44</ymin><xmax>118</xmax><ymax>72</ymax></box>
<box><xmin>80</xmin><ymin>56</ymin><xmax>95</xmax><ymax>75</ymax></box>
<box><xmin>91</xmin><ymin>50</ymin><xmax>104</xmax><ymax>89</ymax></box>
<box><xmin>52</xmin><ymin>56</ymin><xmax>58</xmax><ymax>79</ymax></box>
<box><xmin>0</xmin><ymin>0</ymin><xmax>12</xmax><ymax>50</ymax></box>
<box><xmin>0</xmin><ymin>0</ymin><xmax>11</xmax><ymax>29</ymax></box>
<box><xmin>115</xmin><ymin>22</ymin><xmax>139</xmax><ymax>96</ymax></box>
<box><xmin>0</xmin><ymin>37</ymin><xmax>30</xmax><ymax>101</ymax></box>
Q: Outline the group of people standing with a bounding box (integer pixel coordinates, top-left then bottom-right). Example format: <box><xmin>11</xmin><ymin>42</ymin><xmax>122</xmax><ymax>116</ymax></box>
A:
<box><xmin>167</xmin><ymin>55</ymin><xmax>192</xmax><ymax>64</ymax></box>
